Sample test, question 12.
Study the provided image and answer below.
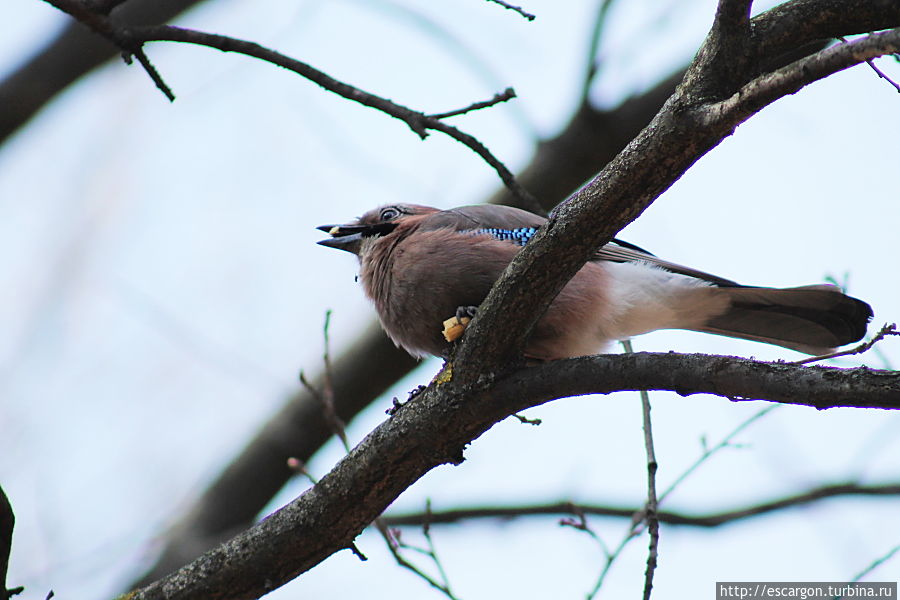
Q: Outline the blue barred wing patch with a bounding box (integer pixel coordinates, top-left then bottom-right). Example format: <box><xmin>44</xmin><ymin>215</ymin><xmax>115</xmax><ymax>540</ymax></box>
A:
<box><xmin>473</xmin><ymin>227</ymin><xmax>537</xmax><ymax>246</ymax></box>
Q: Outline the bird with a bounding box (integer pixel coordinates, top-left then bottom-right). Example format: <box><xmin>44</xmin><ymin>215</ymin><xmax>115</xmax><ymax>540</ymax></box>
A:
<box><xmin>317</xmin><ymin>203</ymin><xmax>872</xmax><ymax>361</ymax></box>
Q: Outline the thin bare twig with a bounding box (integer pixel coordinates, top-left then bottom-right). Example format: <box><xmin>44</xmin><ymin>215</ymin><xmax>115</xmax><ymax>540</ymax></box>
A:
<box><xmin>792</xmin><ymin>323</ymin><xmax>899</xmax><ymax>366</ymax></box>
<box><xmin>382</xmin><ymin>483</ymin><xmax>900</xmax><ymax>529</ymax></box>
<box><xmin>583</xmin><ymin>342</ymin><xmax>661</xmax><ymax>600</ymax></box>
<box><xmin>320</xmin><ymin>310</ymin><xmax>348</xmax><ymax>450</ymax></box>
<box><xmin>623</xmin><ymin>341</ymin><xmax>659</xmax><ymax>600</ymax></box>
<box><xmin>863</xmin><ymin>57</ymin><xmax>900</xmax><ymax>92</ymax></box>
<box><xmin>511</xmin><ymin>413</ymin><xmax>541</xmax><ymax>425</ymax></box>
<box><xmin>559</xmin><ymin>507</ymin><xmax>612</xmax><ymax>557</ymax></box>
<box><xmin>286</xmin><ymin>458</ymin><xmax>319</xmax><ymax>485</ymax></box>
<box><xmin>301</xmin><ymin>314</ymin><xmax>456</xmax><ymax>594</ymax></box>
<box><xmin>850</xmin><ymin>544</ymin><xmax>900</xmax><ymax>582</ymax></box>
<box><xmin>581</xmin><ymin>0</ymin><xmax>618</xmax><ymax>101</ymax></box>
<box><xmin>483</xmin><ymin>0</ymin><xmax>535</xmax><ymax>21</ymax></box>
<box><xmin>659</xmin><ymin>405</ymin><xmax>777</xmax><ymax>503</ymax></box>
<box><xmin>838</xmin><ymin>37</ymin><xmax>900</xmax><ymax>93</ymax></box>
<box><xmin>587</xmin><ymin>401</ymin><xmax>776</xmax><ymax>598</ymax></box>
<box><xmin>140</xmin><ymin>26</ymin><xmax>540</xmax><ymax>212</ymax></box>
<box><xmin>372</xmin><ymin>500</ymin><xmax>459</xmax><ymax>599</ymax></box>
<box><xmin>121</xmin><ymin>46</ymin><xmax>175</xmax><ymax>101</ymax></box>
<box><xmin>424</xmin><ymin>116</ymin><xmax>542</xmax><ymax>213</ymax></box>
<box><xmin>373</xmin><ymin>516</ymin><xmax>459</xmax><ymax>600</ymax></box>
<box><xmin>299</xmin><ymin>372</ymin><xmax>349</xmax><ymax>451</ymax></box>
<box><xmin>586</xmin><ymin>512</ymin><xmax>645</xmax><ymax>599</ymax></box>
<box><xmin>298</xmin><ymin>317</ymin><xmax>371</xmax><ymax>561</ymax></box>
<box><xmin>429</xmin><ymin>87</ymin><xmax>517</xmax><ymax>119</ymax></box>
<box><xmin>41</xmin><ymin>2</ymin><xmax>540</xmax><ymax>212</ymax></box>
<box><xmin>41</xmin><ymin>0</ymin><xmax>176</xmax><ymax>100</ymax></box>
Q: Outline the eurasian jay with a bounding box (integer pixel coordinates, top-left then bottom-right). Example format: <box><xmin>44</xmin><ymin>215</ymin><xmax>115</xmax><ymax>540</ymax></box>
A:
<box><xmin>318</xmin><ymin>204</ymin><xmax>872</xmax><ymax>360</ymax></box>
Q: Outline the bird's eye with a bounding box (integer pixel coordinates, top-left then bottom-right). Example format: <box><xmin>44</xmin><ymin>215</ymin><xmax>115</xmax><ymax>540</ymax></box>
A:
<box><xmin>379</xmin><ymin>207</ymin><xmax>400</xmax><ymax>221</ymax></box>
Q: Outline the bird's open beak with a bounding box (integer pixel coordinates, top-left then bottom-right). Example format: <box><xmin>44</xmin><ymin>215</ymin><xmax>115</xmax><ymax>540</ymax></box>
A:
<box><xmin>316</xmin><ymin>224</ymin><xmax>367</xmax><ymax>254</ymax></box>
<box><xmin>317</xmin><ymin>221</ymin><xmax>399</xmax><ymax>254</ymax></box>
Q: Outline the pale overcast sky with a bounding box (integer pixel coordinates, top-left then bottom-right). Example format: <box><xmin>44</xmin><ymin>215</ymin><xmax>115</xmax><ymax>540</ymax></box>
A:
<box><xmin>1</xmin><ymin>1</ymin><xmax>898</xmax><ymax>598</ymax></box>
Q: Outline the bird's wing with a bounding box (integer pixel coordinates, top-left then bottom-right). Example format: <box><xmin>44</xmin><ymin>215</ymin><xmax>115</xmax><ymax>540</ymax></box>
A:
<box><xmin>595</xmin><ymin>243</ymin><xmax>740</xmax><ymax>287</ymax></box>
<box><xmin>425</xmin><ymin>204</ymin><xmax>548</xmax><ymax>231</ymax></box>
<box><xmin>427</xmin><ymin>204</ymin><xmax>740</xmax><ymax>287</ymax></box>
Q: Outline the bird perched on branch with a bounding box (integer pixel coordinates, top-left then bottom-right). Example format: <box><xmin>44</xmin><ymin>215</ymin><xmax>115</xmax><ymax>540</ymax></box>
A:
<box><xmin>318</xmin><ymin>204</ymin><xmax>872</xmax><ymax>360</ymax></box>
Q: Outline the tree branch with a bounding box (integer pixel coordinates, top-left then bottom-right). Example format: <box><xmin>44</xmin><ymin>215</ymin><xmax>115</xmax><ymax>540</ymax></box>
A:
<box><xmin>794</xmin><ymin>323</ymin><xmax>899</xmax><ymax>366</ymax></box>
<box><xmin>580</xmin><ymin>0</ymin><xmax>617</xmax><ymax>101</ymax></box>
<box><xmin>449</xmin><ymin>23</ymin><xmax>900</xmax><ymax>376</ymax></box>
<box><xmin>128</xmin><ymin>25</ymin><xmax>538</xmax><ymax>208</ymax></box>
<box><xmin>428</xmin><ymin>87</ymin><xmax>518</xmax><ymax>120</ymax></box>
<box><xmin>699</xmin><ymin>28</ymin><xmax>900</xmax><ymax>129</ymax></box>
<box><xmin>380</xmin><ymin>483</ymin><xmax>900</xmax><ymax>529</ymax></box>
<box><xmin>126</xmin><ymin>355</ymin><xmax>898</xmax><ymax>600</ymax></box>
<box><xmin>0</xmin><ymin>485</ymin><xmax>18</xmax><ymax>600</ymax></box>
<box><xmin>37</xmin><ymin>2</ymin><xmax>542</xmax><ymax>212</ymax></box>
<box><xmin>636</xmin><ymin>379</ymin><xmax>658</xmax><ymax>599</ymax></box>
<box><xmin>688</xmin><ymin>0</ymin><xmax>755</xmax><ymax>96</ymax></box>
<box><xmin>0</xmin><ymin>0</ymin><xmax>204</xmax><ymax>143</ymax></box>
<box><xmin>752</xmin><ymin>0</ymin><xmax>900</xmax><ymax>71</ymax></box>
<box><xmin>41</xmin><ymin>0</ymin><xmax>176</xmax><ymax>100</ymax></box>
<box><xmin>483</xmin><ymin>0</ymin><xmax>536</xmax><ymax>21</ymax></box>
<box><xmin>7</xmin><ymin>0</ymin><xmax>889</xmax><ymax>149</ymax></box>
<box><xmin>494</xmin><ymin>354</ymin><xmax>900</xmax><ymax>410</ymax></box>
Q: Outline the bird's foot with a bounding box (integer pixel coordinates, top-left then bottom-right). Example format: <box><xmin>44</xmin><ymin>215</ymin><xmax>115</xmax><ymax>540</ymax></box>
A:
<box><xmin>442</xmin><ymin>306</ymin><xmax>478</xmax><ymax>342</ymax></box>
<box><xmin>456</xmin><ymin>305</ymin><xmax>478</xmax><ymax>320</ymax></box>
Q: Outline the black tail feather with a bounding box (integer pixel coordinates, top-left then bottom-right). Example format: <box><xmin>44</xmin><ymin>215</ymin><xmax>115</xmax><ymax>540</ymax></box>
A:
<box><xmin>696</xmin><ymin>285</ymin><xmax>872</xmax><ymax>355</ymax></box>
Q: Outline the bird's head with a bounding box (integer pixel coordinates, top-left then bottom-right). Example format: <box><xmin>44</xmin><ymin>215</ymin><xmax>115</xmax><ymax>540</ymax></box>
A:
<box><xmin>317</xmin><ymin>204</ymin><xmax>437</xmax><ymax>255</ymax></box>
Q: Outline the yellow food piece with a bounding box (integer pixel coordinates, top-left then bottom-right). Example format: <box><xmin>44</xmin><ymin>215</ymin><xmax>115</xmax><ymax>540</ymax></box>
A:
<box><xmin>442</xmin><ymin>316</ymin><xmax>471</xmax><ymax>342</ymax></box>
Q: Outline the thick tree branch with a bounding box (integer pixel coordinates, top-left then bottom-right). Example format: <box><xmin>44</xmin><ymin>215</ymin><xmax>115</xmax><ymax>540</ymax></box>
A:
<box><xmin>752</xmin><ymin>0</ymin><xmax>900</xmax><ymax>70</ymax></box>
<box><xmin>683</xmin><ymin>0</ymin><xmax>754</xmax><ymax>97</ymax></box>
<box><xmin>492</xmin><ymin>354</ymin><xmax>900</xmax><ymax>410</ymax></box>
<box><xmin>126</xmin><ymin>356</ymin><xmax>898</xmax><ymax>600</ymax></box>
<box><xmin>381</xmin><ymin>483</ymin><xmax>900</xmax><ymax>529</ymax></box>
